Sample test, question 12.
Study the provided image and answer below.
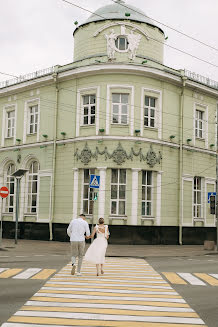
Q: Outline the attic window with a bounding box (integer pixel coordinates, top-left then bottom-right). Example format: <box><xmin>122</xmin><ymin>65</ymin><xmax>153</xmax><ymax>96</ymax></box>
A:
<box><xmin>115</xmin><ymin>36</ymin><xmax>128</xmax><ymax>51</ymax></box>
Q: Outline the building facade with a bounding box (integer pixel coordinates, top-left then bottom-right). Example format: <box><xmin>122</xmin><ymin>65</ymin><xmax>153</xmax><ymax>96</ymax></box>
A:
<box><xmin>0</xmin><ymin>0</ymin><xmax>217</xmax><ymax>244</ymax></box>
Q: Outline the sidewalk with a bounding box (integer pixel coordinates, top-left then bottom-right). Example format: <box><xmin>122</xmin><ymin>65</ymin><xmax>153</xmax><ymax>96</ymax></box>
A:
<box><xmin>0</xmin><ymin>238</ymin><xmax>216</xmax><ymax>257</ymax></box>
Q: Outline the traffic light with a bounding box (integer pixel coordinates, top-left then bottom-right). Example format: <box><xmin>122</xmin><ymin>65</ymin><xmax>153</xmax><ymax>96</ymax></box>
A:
<box><xmin>210</xmin><ymin>195</ymin><xmax>216</xmax><ymax>214</ymax></box>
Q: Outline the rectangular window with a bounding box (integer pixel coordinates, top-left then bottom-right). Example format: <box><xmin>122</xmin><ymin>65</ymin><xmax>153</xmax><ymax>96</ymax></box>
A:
<box><xmin>6</xmin><ymin>110</ymin><xmax>15</xmax><ymax>138</ymax></box>
<box><xmin>144</xmin><ymin>96</ymin><xmax>156</xmax><ymax>128</ymax></box>
<box><xmin>141</xmin><ymin>171</ymin><xmax>152</xmax><ymax>216</ymax></box>
<box><xmin>83</xmin><ymin>168</ymin><xmax>95</xmax><ymax>215</ymax></box>
<box><xmin>82</xmin><ymin>95</ymin><xmax>96</xmax><ymax>125</ymax></box>
<box><xmin>28</xmin><ymin>105</ymin><xmax>38</xmax><ymax>134</ymax></box>
<box><xmin>112</xmin><ymin>93</ymin><xmax>129</xmax><ymax>125</ymax></box>
<box><xmin>193</xmin><ymin>176</ymin><xmax>202</xmax><ymax>218</ymax></box>
<box><xmin>111</xmin><ymin>169</ymin><xmax>126</xmax><ymax>215</ymax></box>
<box><xmin>195</xmin><ymin>110</ymin><xmax>204</xmax><ymax>138</ymax></box>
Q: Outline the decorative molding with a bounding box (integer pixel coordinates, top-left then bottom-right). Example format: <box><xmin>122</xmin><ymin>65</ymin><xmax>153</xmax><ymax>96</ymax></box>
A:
<box><xmin>74</xmin><ymin>142</ymin><xmax>162</xmax><ymax>167</ymax></box>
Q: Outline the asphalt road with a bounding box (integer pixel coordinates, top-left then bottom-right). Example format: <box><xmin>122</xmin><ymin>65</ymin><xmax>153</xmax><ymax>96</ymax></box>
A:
<box><xmin>1</xmin><ymin>241</ymin><xmax>218</xmax><ymax>326</ymax></box>
<box><xmin>147</xmin><ymin>255</ymin><xmax>218</xmax><ymax>327</ymax></box>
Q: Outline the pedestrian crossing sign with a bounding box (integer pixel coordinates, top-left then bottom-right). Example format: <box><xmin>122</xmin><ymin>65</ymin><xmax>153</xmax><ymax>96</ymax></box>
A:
<box><xmin>89</xmin><ymin>174</ymin><xmax>100</xmax><ymax>189</ymax></box>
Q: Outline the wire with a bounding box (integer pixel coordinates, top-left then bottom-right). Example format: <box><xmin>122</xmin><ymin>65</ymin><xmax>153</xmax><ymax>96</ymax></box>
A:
<box><xmin>0</xmin><ymin>72</ymin><xmax>18</xmax><ymax>78</ymax></box>
<box><xmin>59</xmin><ymin>0</ymin><xmax>218</xmax><ymax>69</ymax></box>
<box><xmin>111</xmin><ymin>0</ymin><xmax>218</xmax><ymax>53</ymax></box>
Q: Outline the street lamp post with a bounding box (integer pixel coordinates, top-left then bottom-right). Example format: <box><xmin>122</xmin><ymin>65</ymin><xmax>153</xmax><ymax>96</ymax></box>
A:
<box><xmin>11</xmin><ymin>169</ymin><xmax>28</xmax><ymax>245</ymax></box>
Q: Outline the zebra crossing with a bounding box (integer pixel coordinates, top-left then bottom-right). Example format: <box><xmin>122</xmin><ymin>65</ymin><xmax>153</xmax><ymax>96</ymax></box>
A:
<box><xmin>162</xmin><ymin>272</ymin><xmax>218</xmax><ymax>286</ymax></box>
<box><xmin>0</xmin><ymin>267</ymin><xmax>56</xmax><ymax>279</ymax></box>
<box><xmin>1</xmin><ymin>258</ymin><xmax>207</xmax><ymax>327</ymax></box>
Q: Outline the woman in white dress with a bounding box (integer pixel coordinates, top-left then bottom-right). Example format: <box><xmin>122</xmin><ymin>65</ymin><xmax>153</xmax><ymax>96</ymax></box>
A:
<box><xmin>84</xmin><ymin>218</ymin><xmax>110</xmax><ymax>276</ymax></box>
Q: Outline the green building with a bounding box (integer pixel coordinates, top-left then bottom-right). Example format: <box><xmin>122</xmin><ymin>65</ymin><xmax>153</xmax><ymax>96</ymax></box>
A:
<box><xmin>0</xmin><ymin>0</ymin><xmax>217</xmax><ymax>244</ymax></box>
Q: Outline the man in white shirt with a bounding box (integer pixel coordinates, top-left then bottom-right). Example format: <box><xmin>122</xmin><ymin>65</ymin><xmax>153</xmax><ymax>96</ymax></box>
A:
<box><xmin>67</xmin><ymin>213</ymin><xmax>90</xmax><ymax>276</ymax></box>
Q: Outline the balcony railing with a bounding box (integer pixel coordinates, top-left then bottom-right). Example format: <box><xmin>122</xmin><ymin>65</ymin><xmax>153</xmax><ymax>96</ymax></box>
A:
<box><xmin>185</xmin><ymin>69</ymin><xmax>218</xmax><ymax>90</ymax></box>
<box><xmin>0</xmin><ymin>66</ymin><xmax>55</xmax><ymax>89</ymax></box>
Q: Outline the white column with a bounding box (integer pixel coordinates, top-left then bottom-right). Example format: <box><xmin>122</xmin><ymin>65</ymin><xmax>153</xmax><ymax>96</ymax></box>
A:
<box><xmin>131</xmin><ymin>168</ymin><xmax>141</xmax><ymax>225</ymax></box>
<box><xmin>72</xmin><ymin>168</ymin><xmax>79</xmax><ymax>219</ymax></box>
<box><xmin>156</xmin><ymin>171</ymin><xmax>163</xmax><ymax>225</ymax></box>
<box><xmin>97</xmin><ymin>167</ymin><xmax>107</xmax><ymax>218</ymax></box>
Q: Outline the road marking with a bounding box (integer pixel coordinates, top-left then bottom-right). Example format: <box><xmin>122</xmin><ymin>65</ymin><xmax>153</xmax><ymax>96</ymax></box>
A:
<box><xmin>0</xmin><ymin>268</ymin><xmax>8</xmax><ymax>273</ymax></box>
<box><xmin>194</xmin><ymin>273</ymin><xmax>218</xmax><ymax>286</ymax></box>
<box><xmin>2</xmin><ymin>258</ymin><xmax>206</xmax><ymax>327</ymax></box>
<box><xmin>13</xmin><ymin>268</ymin><xmax>42</xmax><ymax>279</ymax></box>
<box><xmin>0</xmin><ymin>268</ymin><xmax>23</xmax><ymax>278</ymax></box>
<box><xmin>31</xmin><ymin>269</ymin><xmax>56</xmax><ymax>280</ymax></box>
<box><xmin>162</xmin><ymin>273</ymin><xmax>187</xmax><ymax>285</ymax></box>
<box><xmin>210</xmin><ymin>273</ymin><xmax>218</xmax><ymax>279</ymax></box>
<box><xmin>177</xmin><ymin>273</ymin><xmax>206</xmax><ymax>286</ymax></box>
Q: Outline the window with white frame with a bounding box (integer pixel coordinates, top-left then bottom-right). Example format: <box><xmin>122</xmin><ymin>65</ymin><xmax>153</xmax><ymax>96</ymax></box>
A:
<box><xmin>5</xmin><ymin>110</ymin><xmax>15</xmax><ymax>138</ymax></box>
<box><xmin>27</xmin><ymin>161</ymin><xmax>39</xmax><ymax>213</ymax></box>
<box><xmin>5</xmin><ymin>163</ymin><xmax>15</xmax><ymax>213</ymax></box>
<box><xmin>144</xmin><ymin>96</ymin><xmax>156</xmax><ymax>128</ymax></box>
<box><xmin>142</xmin><ymin>171</ymin><xmax>152</xmax><ymax>216</ymax></box>
<box><xmin>83</xmin><ymin>168</ymin><xmax>95</xmax><ymax>215</ymax></box>
<box><xmin>82</xmin><ymin>95</ymin><xmax>96</xmax><ymax>125</ymax></box>
<box><xmin>111</xmin><ymin>169</ymin><xmax>126</xmax><ymax>215</ymax></box>
<box><xmin>115</xmin><ymin>36</ymin><xmax>128</xmax><ymax>51</ymax></box>
<box><xmin>28</xmin><ymin>105</ymin><xmax>39</xmax><ymax>134</ymax></box>
<box><xmin>195</xmin><ymin>110</ymin><xmax>204</xmax><ymax>138</ymax></box>
<box><xmin>193</xmin><ymin>176</ymin><xmax>202</xmax><ymax>218</ymax></box>
<box><xmin>112</xmin><ymin>93</ymin><xmax>129</xmax><ymax>124</ymax></box>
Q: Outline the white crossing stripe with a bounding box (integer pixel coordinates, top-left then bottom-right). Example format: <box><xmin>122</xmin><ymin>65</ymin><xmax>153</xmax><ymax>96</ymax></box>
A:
<box><xmin>0</xmin><ymin>268</ymin><xmax>8</xmax><ymax>273</ymax></box>
<box><xmin>177</xmin><ymin>273</ymin><xmax>206</xmax><ymax>286</ymax></box>
<box><xmin>13</xmin><ymin>268</ymin><xmax>42</xmax><ymax>279</ymax></box>
<box><xmin>210</xmin><ymin>273</ymin><xmax>218</xmax><ymax>279</ymax></box>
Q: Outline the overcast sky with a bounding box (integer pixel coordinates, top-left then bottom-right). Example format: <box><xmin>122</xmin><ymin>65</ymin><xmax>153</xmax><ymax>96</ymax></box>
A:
<box><xmin>0</xmin><ymin>0</ymin><xmax>217</xmax><ymax>83</ymax></box>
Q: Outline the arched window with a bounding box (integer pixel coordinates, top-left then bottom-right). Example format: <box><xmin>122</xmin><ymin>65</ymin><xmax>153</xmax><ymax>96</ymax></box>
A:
<box><xmin>5</xmin><ymin>163</ymin><xmax>15</xmax><ymax>213</ymax></box>
<box><xmin>27</xmin><ymin>161</ymin><xmax>39</xmax><ymax>213</ymax></box>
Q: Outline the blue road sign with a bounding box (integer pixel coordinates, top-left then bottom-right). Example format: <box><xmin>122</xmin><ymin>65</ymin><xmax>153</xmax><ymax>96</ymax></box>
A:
<box><xmin>89</xmin><ymin>175</ymin><xmax>100</xmax><ymax>189</ymax></box>
<box><xmin>208</xmin><ymin>192</ymin><xmax>216</xmax><ymax>203</ymax></box>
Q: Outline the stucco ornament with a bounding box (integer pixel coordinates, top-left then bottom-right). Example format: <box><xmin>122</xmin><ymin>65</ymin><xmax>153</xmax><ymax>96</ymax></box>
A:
<box><xmin>127</xmin><ymin>30</ymin><xmax>142</xmax><ymax>60</ymax></box>
<box><xmin>105</xmin><ymin>29</ymin><xmax>117</xmax><ymax>60</ymax></box>
<box><xmin>146</xmin><ymin>144</ymin><xmax>162</xmax><ymax>168</ymax></box>
<box><xmin>74</xmin><ymin>142</ymin><xmax>162</xmax><ymax>167</ymax></box>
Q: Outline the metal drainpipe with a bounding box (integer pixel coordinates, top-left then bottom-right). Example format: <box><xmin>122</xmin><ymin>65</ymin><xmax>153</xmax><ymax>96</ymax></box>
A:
<box><xmin>179</xmin><ymin>76</ymin><xmax>187</xmax><ymax>245</ymax></box>
<box><xmin>49</xmin><ymin>68</ymin><xmax>59</xmax><ymax>241</ymax></box>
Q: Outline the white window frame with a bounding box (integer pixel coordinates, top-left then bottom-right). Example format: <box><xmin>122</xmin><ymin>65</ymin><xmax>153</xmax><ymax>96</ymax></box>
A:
<box><xmin>76</xmin><ymin>87</ymin><xmax>100</xmax><ymax>137</ymax></box>
<box><xmin>110</xmin><ymin>169</ymin><xmax>126</xmax><ymax>216</ymax></box>
<box><xmin>106</xmin><ymin>85</ymin><xmax>134</xmax><ymax>135</ymax></box>
<box><xmin>82</xmin><ymin>94</ymin><xmax>96</xmax><ymax>126</ymax></box>
<box><xmin>143</xmin><ymin>96</ymin><xmax>156</xmax><ymax>128</ymax></box>
<box><xmin>26</xmin><ymin>161</ymin><xmax>40</xmax><ymax>214</ymax></box>
<box><xmin>193</xmin><ymin>176</ymin><xmax>202</xmax><ymax>219</ymax></box>
<box><xmin>111</xmin><ymin>93</ymin><xmax>129</xmax><ymax>125</ymax></box>
<box><xmin>1</xmin><ymin>104</ymin><xmax>17</xmax><ymax>146</ymax></box>
<box><xmin>141</xmin><ymin>88</ymin><xmax>162</xmax><ymax>139</ymax></box>
<box><xmin>28</xmin><ymin>104</ymin><xmax>39</xmax><ymax>135</ymax></box>
<box><xmin>4</xmin><ymin>163</ymin><xmax>16</xmax><ymax>214</ymax></box>
<box><xmin>195</xmin><ymin>109</ymin><xmax>204</xmax><ymax>139</ymax></box>
<box><xmin>193</xmin><ymin>102</ymin><xmax>208</xmax><ymax>148</ymax></box>
<box><xmin>115</xmin><ymin>36</ymin><xmax>128</xmax><ymax>52</ymax></box>
<box><xmin>23</xmin><ymin>98</ymin><xmax>40</xmax><ymax>143</ymax></box>
<box><xmin>6</xmin><ymin>110</ymin><xmax>15</xmax><ymax>138</ymax></box>
<box><xmin>81</xmin><ymin>168</ymin><xmax>95</xmax><ymax>216</ymax></box>
<box><xmin>141</xmin><ymin>170</ymin><xmax>153</xmax><ymax>217</ymax></box>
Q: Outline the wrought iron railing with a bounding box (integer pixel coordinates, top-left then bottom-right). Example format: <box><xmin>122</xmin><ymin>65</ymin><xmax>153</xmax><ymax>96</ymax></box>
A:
<box><xmin>185</xmin><ymin>69</ymin><xmax>218</xmax><ymax>90</ymax></box>
<box><xmin>0</xmin><ymin>66</ymin><xmax>55</xmax><ymax>89</ymax></box>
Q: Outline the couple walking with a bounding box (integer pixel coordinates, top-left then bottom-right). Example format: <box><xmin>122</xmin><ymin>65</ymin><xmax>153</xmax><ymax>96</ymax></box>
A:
<box><xmin>67</xmin><ymin>214</ymin><xmax>110</xmax><ymax>276</ymax></box>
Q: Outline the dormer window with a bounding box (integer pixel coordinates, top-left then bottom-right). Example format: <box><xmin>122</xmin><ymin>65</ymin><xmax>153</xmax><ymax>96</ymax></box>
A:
<box><xmin>115</xmin><ymin>36</ymin><xmax>128</xmax><ymax>51</ymax></box>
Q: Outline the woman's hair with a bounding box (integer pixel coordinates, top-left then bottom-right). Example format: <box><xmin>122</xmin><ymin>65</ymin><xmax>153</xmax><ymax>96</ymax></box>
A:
<box><xmin>98</xmin><ymin>217</ymin><xmax>104</xmax><ymax>224</ymax></box>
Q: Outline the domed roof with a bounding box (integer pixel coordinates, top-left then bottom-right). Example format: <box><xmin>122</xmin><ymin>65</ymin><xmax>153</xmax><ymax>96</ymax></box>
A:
<box><xmin>77</xmin><ymin>0</ymin><xmax>164</xmax><ymax>34</ymax></box>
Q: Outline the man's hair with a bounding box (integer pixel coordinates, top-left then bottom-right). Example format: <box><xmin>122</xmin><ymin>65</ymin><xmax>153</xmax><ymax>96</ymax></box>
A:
<box><xmin>99</xmin><ymin>217</ymin><xmax>104</xmax><ymax>224</ymax></box>
<box><xmin>80</xmin><ymin>213</ymin><xmax>86</xmax><ymax>217</ymax></box>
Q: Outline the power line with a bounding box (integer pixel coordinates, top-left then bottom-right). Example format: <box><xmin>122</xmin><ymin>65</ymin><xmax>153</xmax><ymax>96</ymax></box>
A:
<box><xmin>60</xmin><ymin>0</ymin><xmax>218</xmax><ymax>69</ymax></box>
<box><xmin>111</xmin><ymin>0</ymin><xmax>218</xmax><ymax>53</ymax></box>
<box><xmin>0</xmin><ymin>72</ymin><xmax>18</xmax><ymax>78</ymax></box>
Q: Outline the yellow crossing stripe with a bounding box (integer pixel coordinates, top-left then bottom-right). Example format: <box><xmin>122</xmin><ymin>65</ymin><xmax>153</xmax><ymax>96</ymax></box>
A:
<box><xmin>161</xmin><ymin>273</ymin><xmax>187</xmax><ymax>285</ymax></box>
<box><xmin>31</xmin><ymin>269</ymin><xmax>56</xmax><ymax>280</ymax></box>
<box><xmin>194</xmin><ymin>273</ymin><xmax>218</xmax><ymax>286</ymax></box>
<box><xmin>8</xmin><ymin>316</ymin><xmax>206</xmax><ymax>327</ymax></box>
<box><xmin>0</xmin><ymin>269</ymin><xmax>23</xmax><ymax>278</ymax></box>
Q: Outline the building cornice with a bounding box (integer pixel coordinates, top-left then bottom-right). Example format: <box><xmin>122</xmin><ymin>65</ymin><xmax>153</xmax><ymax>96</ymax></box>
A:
<box><xmin>0</xmin><ymin>64</ymin><xmax>217</xmax><ymax>97</ymax></box>
<box><xmin>0</xmin><ymin>136</ymin><xmax>216</xmax><ymax>156</ymax></box>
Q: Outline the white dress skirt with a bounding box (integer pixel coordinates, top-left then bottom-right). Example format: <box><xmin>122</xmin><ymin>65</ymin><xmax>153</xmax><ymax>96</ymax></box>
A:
<box><xmin>84</xmin><ymin>225</ymin><xmax>108</xmax><ymax>264</ymax></box>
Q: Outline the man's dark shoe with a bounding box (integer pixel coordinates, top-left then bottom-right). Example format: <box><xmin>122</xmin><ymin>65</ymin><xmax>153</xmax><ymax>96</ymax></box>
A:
<box><xmin>71</xmin><ymin>264</ymin><xmax>76</xmax><ymax>275</ymax></box>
